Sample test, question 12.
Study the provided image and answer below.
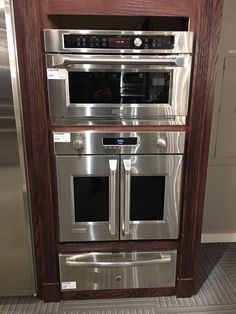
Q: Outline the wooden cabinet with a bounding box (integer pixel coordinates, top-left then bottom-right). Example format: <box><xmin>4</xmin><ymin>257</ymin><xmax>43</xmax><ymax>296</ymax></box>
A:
<box><xmin>13</xmin><ymin>0</ymin><xmax>223</xmax><ymax>301</ymax></box>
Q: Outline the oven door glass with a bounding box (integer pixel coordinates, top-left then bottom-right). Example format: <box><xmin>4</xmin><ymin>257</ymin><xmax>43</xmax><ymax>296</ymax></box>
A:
<box><xmin>130</xmin><ymin>176</ymin><xmax>165</xmax><ymax>221</ymax></box>
<box><xmin>56</xmin><ymin>155</ymin><xmax>119</xmax><ymax>242</ymax></box>
<box><xmin>120</xmin><ymin>155</ymin><xmax>183</xmax><ymax>240</ymax></box>
<box><xmin>73</xmin><ymin>177</ymin><xmax>109</xmax><ymax>222</ymax></box>
<box><xmin>68</xmin><ymin>71</ymin><xmax>170</xmax><ymax>104</ymax></box>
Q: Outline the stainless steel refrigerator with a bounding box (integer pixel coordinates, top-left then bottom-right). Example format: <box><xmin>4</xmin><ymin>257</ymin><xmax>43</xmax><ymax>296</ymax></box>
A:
<box><xmin>0</xmin><ymin>0</ymin><xmax>35</xmax><ymax>295</ymax></box>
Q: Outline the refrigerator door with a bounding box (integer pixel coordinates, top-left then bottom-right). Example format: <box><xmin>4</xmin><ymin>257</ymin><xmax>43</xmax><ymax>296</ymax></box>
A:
<box><xmin>0</xmin><ymin>0</ymin><xmax>35</xmax><ymax>296</ymax></box>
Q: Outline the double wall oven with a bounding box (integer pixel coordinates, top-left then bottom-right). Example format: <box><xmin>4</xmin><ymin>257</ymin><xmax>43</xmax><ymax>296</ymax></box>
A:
<box><xmin>45</xmin><ymin>30</ymin><xmax>192</xmax><ymax>292</ymax></box>
<box><xmin>45</xmin><ymin>30</ymin><xmax>193</xmax><ymax>125</ymax></box>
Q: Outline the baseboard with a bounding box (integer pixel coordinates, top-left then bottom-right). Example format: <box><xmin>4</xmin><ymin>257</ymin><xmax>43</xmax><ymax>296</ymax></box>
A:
<box><xmin>201</xmin><ymin>233</ymin><xmax>236</xmax><ymax>243</ymax></box>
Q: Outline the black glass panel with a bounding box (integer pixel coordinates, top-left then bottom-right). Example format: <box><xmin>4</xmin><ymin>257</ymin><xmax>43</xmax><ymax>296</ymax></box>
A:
<box><xmin>69</xmin><ymin>72</ymin><xmax>170</xmax><ymax>104</ymax></box>
<box><xmin>69</xmin><ymin>72</ymin><xmax>121</xmax><ymax>103</ymax></box>
<box><xmin>74</xmin><ymin>177</ymin><xmax>109</xmax><ymax>222</ymax></box>
<box><xmin>130</xmin><ymin>176</ymin><xmax>165</xmax><ymax>221</ymax></box>
<box><xmin>121</xmin><ymin>72</ymin><xmax>170</xmax><ymax>104</ymax></box>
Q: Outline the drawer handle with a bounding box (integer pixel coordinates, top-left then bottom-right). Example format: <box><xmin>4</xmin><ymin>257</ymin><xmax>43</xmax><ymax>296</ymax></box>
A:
<box><xmin>65</xmin><ymin>254</ymin><xmax>171</xmax><ymax>268</ymax></box>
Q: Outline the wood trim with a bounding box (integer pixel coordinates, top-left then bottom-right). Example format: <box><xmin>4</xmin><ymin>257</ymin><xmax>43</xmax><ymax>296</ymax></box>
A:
<box><xmin>48</xmin><ymin>0</ymin><xmax>193</xmax><ymax>17</ymax></box>
<box><xmin>176</xmin><ymin>0</ymin><xmax>224</xmax><ymax>296</ymax></box>
<box><xmin>61</xmin><ymin>287</ymin><xmax>176</xmax><ymax>300</ymax></box>
<box><xmin>41</xmin><ymin>282</ymin><xmax>60</xmax><ymax>302</ymax></box>
<box><xmin>176</xmin><ymin>278</ymin><xmax>194</xmax><ymax>298</ymax></box>
<box><xmin>13</xmin><ymin>0</ymin><xmax>60</xmax><ymax>301</ymax></box>
<box><xmin>58</xmin><ymin>241</ymin><xmax>178</xmax><ymax>253</ymax></box>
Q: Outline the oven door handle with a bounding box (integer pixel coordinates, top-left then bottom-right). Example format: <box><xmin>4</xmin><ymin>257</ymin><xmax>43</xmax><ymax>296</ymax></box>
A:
<box><xmin>65</xmin><ymin>253</ymin><xmax>171</xmax><ymax>267</ymax></box>
<box><xmin>52</xmin><ymin>55</ymin><xmax>185</xmax><ymax>67</ymax></box>
<box><xmin>123</xmin><ymin>159</ymin><xmax>131</xmax><ymax>236</ymax></box>
<box><xmin>109</xmin><ymin>159</ymin><xmax>117</xmax><ymax>237</ymax></box>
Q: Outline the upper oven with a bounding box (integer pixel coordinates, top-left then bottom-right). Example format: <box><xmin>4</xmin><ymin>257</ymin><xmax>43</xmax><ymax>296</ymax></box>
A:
<box><xmin>44</xmin><ymin>30</ymin><xmax>193</xmax><ymax>125</ymax></box>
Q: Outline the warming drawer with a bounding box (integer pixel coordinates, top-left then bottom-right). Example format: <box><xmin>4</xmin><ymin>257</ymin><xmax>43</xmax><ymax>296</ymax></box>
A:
<box><xmin>59</xmin><ymin>250</ymin><xmax>177</xmax><ymax>291</ymax></box>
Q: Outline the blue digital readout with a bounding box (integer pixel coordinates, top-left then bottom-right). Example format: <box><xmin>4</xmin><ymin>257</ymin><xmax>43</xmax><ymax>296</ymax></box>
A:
<box><xmin>116</xmin><ymin>138</ymin><xmax>124</xmax><ymax>145</ymax></box>
<box><xmin>103</xmin><ymin>137</ymin><xmax>137</xmax><ymax>146</ymax></box>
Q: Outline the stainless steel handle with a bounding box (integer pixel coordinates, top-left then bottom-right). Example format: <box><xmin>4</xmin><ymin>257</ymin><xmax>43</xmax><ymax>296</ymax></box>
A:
<box><xmin>52</xmin><ymin>55</ymin><xmax>185</xmax><ymax>67</ymax></box>
<box><xmin>123</xmin><ymin>159</ymin><xmax>131</xmax><ymax>236</ymax></box>
<box><xmin>109</xmin><ymin>160</ymin><xmax>117</xmax><ymax>236</ymax></box>
<box><xmin>66</xmin><ymin>254</ymin><xmax>171</xmax><ymax>268</ymax></box>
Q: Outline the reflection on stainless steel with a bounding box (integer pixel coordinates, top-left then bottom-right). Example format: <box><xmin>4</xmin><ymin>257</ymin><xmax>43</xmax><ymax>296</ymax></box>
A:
<box><xmin>54</xmin><ymin>131</ymin><xmax>184</xmax><ymax>242</ymax></box>
<box><xmin>45</xmin><ymin>30</ymin><xmax>193</xmax><ymax>125</ymax></box>
<box><xmin>0</xmin><ymin>0</ymin><xmax>14</xmax><ymax>129</ymax></box>
<box><xmin>59</xmin><ymin>251</ymin><xmax>177</xmax><ymax>290</ymax></box>
<box><xmin>0</xmin><ymin>0</ymin><xmax>35</xmax><ymax>295</ymax></box>
<box><xmin>52</xmin><ymin>116</ymin><xmax>186</xmax><ymax>126</ymax></box>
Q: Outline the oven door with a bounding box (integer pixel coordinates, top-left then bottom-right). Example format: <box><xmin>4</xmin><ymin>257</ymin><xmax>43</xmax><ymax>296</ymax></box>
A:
<box><xmin>46</xmin><ymin>54</ymin><xmax>191</xmax><ymax>123</ymax></box>
<box><xmin>56</xmin><ymin>155</ymin><xmax>119</xmax><ymax>242</ymax></box>
<box><xmin>120</xmin><ymin>155</ymin><xmax>182</xmax><ymax>240</ymax></box>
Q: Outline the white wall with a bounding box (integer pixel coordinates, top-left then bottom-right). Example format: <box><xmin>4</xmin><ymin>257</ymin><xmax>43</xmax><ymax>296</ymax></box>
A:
<box><xmin>202</xmin><ymin>0</ymin><xmax>236</xmax><ymax>243</ymax></box>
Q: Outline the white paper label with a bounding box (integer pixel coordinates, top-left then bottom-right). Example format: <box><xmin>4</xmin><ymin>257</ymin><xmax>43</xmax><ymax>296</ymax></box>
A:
<box><xmin>47</xmin><ymin>69</ymin><xmax>65</xmax><ymax>80</ymax></box>
<box><xmin>61</xmin><ymin>281</ymin><xmax>77</xmax><ymax>290</ymax></box>
<box><xmin>53</xmin><ymin>132</ymin><xmax>71</xmax><ymax>143</ymax></box>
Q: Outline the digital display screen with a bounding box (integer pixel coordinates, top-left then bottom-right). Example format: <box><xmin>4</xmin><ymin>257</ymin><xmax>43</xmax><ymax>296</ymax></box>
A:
<box><xmin>109</xmin><ymin>38</ymin><xmax>130</xmax><ymax>48</ymax></box>
<box><xmin>103</xmin><ymin>137</ymin><xmax>137</xmax><ymax>146</ymax></box>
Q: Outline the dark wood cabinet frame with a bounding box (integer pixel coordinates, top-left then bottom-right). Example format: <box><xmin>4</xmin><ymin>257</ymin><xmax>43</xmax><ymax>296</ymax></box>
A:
<box><xmin>13</xmin><ymin>0</ymin><xmax>223</xmax><ymax>302</ymax></box>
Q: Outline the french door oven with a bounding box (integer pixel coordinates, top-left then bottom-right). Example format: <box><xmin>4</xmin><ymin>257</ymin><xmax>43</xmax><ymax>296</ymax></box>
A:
<box><xmin>54</xmin><ymin>131</ymin><xmax>185</xmax><ymax>242</ymax></box>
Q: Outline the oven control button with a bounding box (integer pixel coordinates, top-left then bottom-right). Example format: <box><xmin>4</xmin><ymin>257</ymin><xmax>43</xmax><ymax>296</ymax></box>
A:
<box><xmin>115</xmin><ymin>275</ymin><xmax>122</xmax><ymax>281</ymax></box>
<box><xmin>72</xmin><ymin>138</ymin><xmax>84</xmax><ymax>150</ymax></box>
<box><xmin>157</xmin><ymin>138</ymin><xmax>167</xmax><ymax>148</ymax></box>
<box><xmin>134</xmin><ymin>37</ymin><xmax>142</xmax><ymax>47</ymax></box>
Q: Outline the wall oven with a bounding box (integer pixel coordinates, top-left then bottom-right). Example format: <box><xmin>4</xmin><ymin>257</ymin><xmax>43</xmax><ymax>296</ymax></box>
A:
<box><xmin>45</xmin><ymin>30</ymin><xmax>193</xmax><ymax>125</ymax></box>
<box><xmin>53</xmin><ymin>131</ymin><xmax>185</xmax><ymax>242</ymax></box>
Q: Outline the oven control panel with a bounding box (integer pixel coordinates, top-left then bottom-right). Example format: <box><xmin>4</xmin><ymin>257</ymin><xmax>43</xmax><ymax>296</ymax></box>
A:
<box><xmin>53</xmin><ymin>132</ymin><xmax>185</xmax><ymax>155</ymax></box>
<box><xmin>44</xmin><ymin>30</ymin><xmax>193</xmax><ymax>53</ymax></box>
<box><xmin>63</xmin><ymin>34</ymin><xmax>175</xmax><ymax>50</ymax></box>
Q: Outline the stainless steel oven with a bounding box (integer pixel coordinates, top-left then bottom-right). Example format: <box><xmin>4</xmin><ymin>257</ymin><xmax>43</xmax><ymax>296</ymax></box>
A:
<box><xmin>53</xmin><ymin>131</ymin><xmax>185</xmax><ymax>242</ymax></box>
<box><xmin>45</xmin><ymin>30</ymin><xmax>193</xmax><ymax>125</ymax></box>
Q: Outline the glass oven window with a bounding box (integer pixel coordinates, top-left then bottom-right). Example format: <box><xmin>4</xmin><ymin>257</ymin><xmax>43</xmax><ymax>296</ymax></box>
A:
<box><xmin>69</xmin><ymin>72</ymin><xmax>121</xmax><ymax>103</ymax></box>
<box><xmin>121</xmin><ymin>72</ymin><xmax>170</xmax><ymax>104</ymax></box>
<box><xmin>68</xmin><ymin>71</ymin><xmax>171</xmax><ymax>104</ymax></box>
<box><xmin>73</xmin><ymin>177</ymin><xmax>109</xmax><ymax>222</ymax></box>
<box><xmin>130</xmin><ymin>176</ymin><xmax>165</xmax><ymax>221</ymax></box>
